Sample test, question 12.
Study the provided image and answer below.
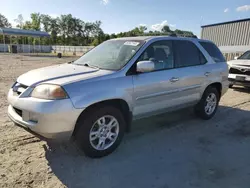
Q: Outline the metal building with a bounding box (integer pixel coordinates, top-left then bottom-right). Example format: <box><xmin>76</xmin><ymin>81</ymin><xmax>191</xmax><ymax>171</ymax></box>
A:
<box><xmin>0</xmin><ymin>27</ymin><xmax>50</xmax><ymax>53</ymax></box>
<box><xmin>201</xmin><ymin>18</ymin><xmax>250</xmax><ymax>60</ymax></box>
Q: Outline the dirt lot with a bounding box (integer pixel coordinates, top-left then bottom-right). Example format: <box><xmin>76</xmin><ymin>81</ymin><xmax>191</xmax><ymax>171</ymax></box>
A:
<box><xmin>0</xmin><ymin>54</ymin><xmax>250</xmax><ymax>188</ymax></box>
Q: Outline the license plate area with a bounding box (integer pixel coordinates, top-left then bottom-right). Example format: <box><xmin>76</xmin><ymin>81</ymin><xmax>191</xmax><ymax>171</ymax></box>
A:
<box><xmin>236</xmin><ymin>76</ymin><xmax>245</xmax><ymax>81</ymax></box>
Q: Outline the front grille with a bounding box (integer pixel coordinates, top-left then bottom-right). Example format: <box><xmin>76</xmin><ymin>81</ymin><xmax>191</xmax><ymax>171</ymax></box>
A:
<box><xmin>13</xmin><ymin>107</ymin><xmax>22</xmax><ymax>117</ymax></box>
<box><xmin>229</xmin><ymin>68</ymin><xmax>250</xmax><ymax>76</ymax></box>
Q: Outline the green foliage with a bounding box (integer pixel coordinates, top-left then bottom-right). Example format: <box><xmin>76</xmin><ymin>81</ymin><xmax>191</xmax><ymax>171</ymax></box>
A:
<box><xmin>0</xmin><ymin>14</ymin><xmax>11</xmax><ymax>28</ymax></box>
<box><xmin>1</xmin><ymin>13</ymin><xmax>196</xmax><ymax>46</ymax></box>
<box><xmin>30</xmin><ymin>13</ymin><xmax>41</xmax><ymax>31</ymax></box>
<box><xmin>139</xmin><ymin>26</ymin><xmax>147</xmax><ymax>33</ymax></box>
<box><xmin>91</xmin><ymin>38</ymin><xmax>99</xmax><ymax>46</ymax></box>
<box><xmin>22</xmin><ymin>21</ymin><xmax>32</xmax><ymax>30</ymax></box>
<box><xmin>161</xmin><ymin>25</ymin><xmax>171</xmax><ymax>33</ymax></box>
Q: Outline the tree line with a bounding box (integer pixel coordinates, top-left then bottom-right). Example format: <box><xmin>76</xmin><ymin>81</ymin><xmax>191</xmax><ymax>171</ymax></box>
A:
<box><xmin>0</xmin><ymin>13</ymin><xmax>196</xmax><ymax>46</ymax></box>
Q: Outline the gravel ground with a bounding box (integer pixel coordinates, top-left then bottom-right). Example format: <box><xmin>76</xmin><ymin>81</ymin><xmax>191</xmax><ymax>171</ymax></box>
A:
<box><xmin>0</xmin><ymin>54</ymin><xmax>250</xmax><ymax>188</ymax></box>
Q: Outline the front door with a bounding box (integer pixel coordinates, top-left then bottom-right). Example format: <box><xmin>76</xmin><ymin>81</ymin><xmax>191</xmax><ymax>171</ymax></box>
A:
<box><xmin>132</xmin><ymin>40</ymin><xmax>180</xmax><ymax>117</ymax></box>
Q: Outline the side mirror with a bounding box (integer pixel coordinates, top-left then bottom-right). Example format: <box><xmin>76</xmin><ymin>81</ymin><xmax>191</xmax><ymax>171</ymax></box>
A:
<box><xmin>234</xmin><ymin>56</ymin><xmax>238</xmax><ymax>60</ymax></box>
<box><xmin>136</xmin><ymin>61</ymin><xmax>155</xmax><ymax>73</ymax></box>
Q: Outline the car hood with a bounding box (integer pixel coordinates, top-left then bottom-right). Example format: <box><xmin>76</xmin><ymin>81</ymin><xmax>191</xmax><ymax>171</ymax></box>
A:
<box><xmin>17</xmin><ymin>63</ymin><xmax>114</xmax><ymax>86</ymax></box>
<box><xmin>228</xmin><ymin>59</ymin><xmax>250</xmax><ymax>67</ymax></box>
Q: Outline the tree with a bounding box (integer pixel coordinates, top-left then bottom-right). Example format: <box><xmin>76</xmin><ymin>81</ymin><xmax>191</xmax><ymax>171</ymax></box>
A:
<box><xmin>84</xmin><ymin>22</ymin><xmax>94</xmax><ymax>35</ymax></box>
<box><xmin>91</xmin><ymin>38</ymin><xmax>99</xmax><ymax>46</ymax></box>
<box><xmin>161</xmin><ymin>25</ymin><xmax>171</xmax><ymax>33</ymax></box>
<box><xmin>22</xmin><ymin>21</ymin><xmax>32</xmax><ymax>30</ymax></box>
<box><xmin>139</xmin><ymin>25</ymin><xmax>147</xmax><ymax>33</ymax></box>
<box><xmin>174</xmin><ymin>29</ymin><xmax>184</xmax><ymax>35</ymax></box>
<box><xmin>110</xmin><ymin>33</ymin><xmax>117</xmax><ymax>39</ymax></box>
<box><xmin>41</xmin><ymin>14</ymin><xmax>51</xmax><ymax>32</ymax></box>
<box><xmin>57</xmin><ymin>14</ymin><xmax>75</xmax><ymax>45</ymax></box>
<box><xmin>91</xmin><ymin>21</ymin><xmax>103</xmax><ymax>36</ymax></box>
<box><xmin>22</xmin><ymin>13</ymin><xmax>41</xmax><ymax>31</ymax></box>
<box><xmin>40</xmin><ymin>14</ymin><xmax>60</xmax><ymax>44</ymax></box>
<box><xmin>14</xmin><ymin>14</ymin><xmax>24</xmax><ymax>28</ymax></box>
<box><xmin>30</xmin><ymin>13</ymin><xmax>41</xmax><ymax>31</ymax></box>
<box><xmin>50</xmin><ymin>18</ymin><xmax>60</xmax><ymax>44</ymax></box>
<box><xmin>0</xmin><ymin>14</ymin><xmax>11</xmax><ymax>27</ymax></box>
<box><xmin>1</xmin><ymin>12</ymin><xmax>197</xmax><ymax>46</ymax></box>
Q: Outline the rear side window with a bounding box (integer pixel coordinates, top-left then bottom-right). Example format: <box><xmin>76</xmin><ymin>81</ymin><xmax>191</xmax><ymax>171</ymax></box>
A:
<box><xmin>174</xmin><ymin>40</ymin><xmax>206</xmax><ymax>68</ymax></box>
<box><xmin>199</xmin><ymin>42</ymin><xmax>226</xmax><ymax>62</ymax></box>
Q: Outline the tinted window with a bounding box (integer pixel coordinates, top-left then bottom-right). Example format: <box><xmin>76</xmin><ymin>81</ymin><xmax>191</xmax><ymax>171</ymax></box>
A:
<box><xmin>199</xmin><ymin>42</ymin><xmax>226</xmax><ymax>62</ymax></box>
<box><xmin>174</xmin><ymin>40</ymin><xmax>205</xmax><ymax>68</ymax></box>
<box><xmin>138</xmin><ymin>41</ymin><xmax>174</xmax><ymax>71</ymax></box>
<box><xmin>238</xmin><ymin>51</ymin><xmax>250</xmax><ymax>60</ymax></box>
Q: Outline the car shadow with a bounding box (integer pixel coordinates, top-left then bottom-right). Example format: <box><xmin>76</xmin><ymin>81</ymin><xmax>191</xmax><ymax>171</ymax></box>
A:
<box><xmin>44</xmin><ymin>105</ymin><xmax>250</xmax><ymax>188</ymax></box>
<box><xmin>231</xmin><ymin>86</ymin><xmax>250</xmax><ymax>93</ymax></box>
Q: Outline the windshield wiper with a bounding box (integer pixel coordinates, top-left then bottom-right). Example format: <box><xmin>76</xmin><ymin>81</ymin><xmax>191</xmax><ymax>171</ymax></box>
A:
<box><xmin>82</xmin><ymin>63</ymin><xmax>99</xmax><ymax>69</ymax></box>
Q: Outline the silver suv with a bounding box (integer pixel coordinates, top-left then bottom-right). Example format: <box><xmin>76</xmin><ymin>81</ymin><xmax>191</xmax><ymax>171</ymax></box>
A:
<box><xmin>8</xmin><ymin>36</ymin><xmax>228</xmax><ymax>157</ymax></box>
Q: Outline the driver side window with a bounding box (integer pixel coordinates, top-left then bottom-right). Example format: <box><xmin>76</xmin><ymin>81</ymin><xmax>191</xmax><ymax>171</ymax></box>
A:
<box><xmin>138</xmin><ymin>40</ymin><xmax>174</xmax><ymax>71</ymax></box>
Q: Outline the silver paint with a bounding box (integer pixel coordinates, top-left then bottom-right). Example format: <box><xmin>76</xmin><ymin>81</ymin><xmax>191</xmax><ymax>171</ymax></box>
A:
<box><xmin>7</xmin><ymin>36</ymin><xmax>229</xmax><ymax>140</ymax></box>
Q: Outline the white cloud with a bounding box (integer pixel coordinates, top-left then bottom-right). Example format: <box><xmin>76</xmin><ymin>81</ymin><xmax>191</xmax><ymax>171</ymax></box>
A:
<box><xmin>236</xmin><ymin>5</ymin><xmax>250</xmax><ymax>12</ymax></box>
<box><xmin>49</xmin><ymin>14</ymin><xmax>59</xmax><ymax>18</ymax></box>
<box><xmin>139</xmin><ymin>24</ymin><xmax>147</xmax><ymax>27</ymax></box>
<box><xmin>224</xmin><ymin>8</ymin><xmax>229</xmax><ymax>13</ymax></box>
<box><xmin>101</xmin><ymin>0</ymin><xmax>109</xmax><ymax>5</ymax></box>
<box><xmin>169</xmin><ymin>24</ymin><xmax>176</xmax><ymax>28</ymax></box>
<box><xmin>151</xmin><ymin>20</ymin><xmax>168</xmax><ymax>31</ymax></box>
<box><xmin>151</xmin><ymin>20</ymin><xmax>175</xmax><ymax>31</ymax></box>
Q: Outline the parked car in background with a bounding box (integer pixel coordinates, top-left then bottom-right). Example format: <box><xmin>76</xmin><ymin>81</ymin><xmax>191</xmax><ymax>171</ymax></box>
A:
<box><xmin>7</xmin><ymin>36</ymin><xmax>228</xmax><ymax>158</ymax></box>
<box><xmin>228</xmin><ymin>50</ymin><xmax>250</xmax><ymax>88</ymax></box>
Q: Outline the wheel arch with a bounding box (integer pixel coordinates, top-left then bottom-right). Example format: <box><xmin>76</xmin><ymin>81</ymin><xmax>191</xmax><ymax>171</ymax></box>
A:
<box><xmin>207</xmin><ymin>82</ymin><xmax>222</xmax><ymax>99</ymax></box>
<box><xmin>72</xmin><ymin>99</ymin><xmax>132</xmax><ymax>138</ymax></box>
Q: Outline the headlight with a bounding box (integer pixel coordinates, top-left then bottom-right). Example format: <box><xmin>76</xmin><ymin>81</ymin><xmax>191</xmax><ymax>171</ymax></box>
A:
<box><xmin>31</xmin><ymin>84</ymin><xmax>68</xmax><ymax>100</ymax></box>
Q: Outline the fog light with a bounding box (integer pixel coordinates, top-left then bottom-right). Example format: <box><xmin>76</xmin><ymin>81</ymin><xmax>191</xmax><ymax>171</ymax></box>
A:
<box><xmin>29</xmin><ymin>112</ymin><xmax>38</xmax><ymax>122</ymax></box>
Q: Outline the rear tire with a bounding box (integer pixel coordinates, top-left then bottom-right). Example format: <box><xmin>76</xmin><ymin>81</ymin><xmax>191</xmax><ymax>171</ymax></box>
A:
<box><xmin>75</xmin><ymin>106</ymin><xmax>126</xmax><ymax>158</ymax></box>
<box><xmin>229</xmin><ymin>84</ymin><xmax>233</xmax><ymax>88</ymax></box>
<box><xmin>194</xmin><ymin>87</ymin><xmax>219</xmax><ymax>120</ymax></box>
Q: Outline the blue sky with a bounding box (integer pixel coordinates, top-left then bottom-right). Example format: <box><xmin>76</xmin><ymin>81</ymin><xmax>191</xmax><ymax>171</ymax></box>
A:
<box><xmin>1</xmin><ymin>0</ymin><xmax>250</xmax><ymax>36</ymax></box>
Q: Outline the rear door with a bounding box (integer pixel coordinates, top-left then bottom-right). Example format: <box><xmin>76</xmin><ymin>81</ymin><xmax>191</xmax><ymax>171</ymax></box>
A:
<box><xmin>169</xmin><ymin>40</ymin><xmax>209</xmax><ymax>106</ymax></box>
<box><xmin>198</xmin><ymin>41</ymin><xmax>228</xmax><ymax>91</ymax></box>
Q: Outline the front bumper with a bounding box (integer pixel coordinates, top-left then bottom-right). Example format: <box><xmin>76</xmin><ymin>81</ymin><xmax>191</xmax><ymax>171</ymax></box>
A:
<box><xmin>228</xmin><ymin>73</ymin><xmax>250</xmax><ymax>87</ymax></box>
<box><xmin>7</xmin><ymin>89</ymin><xmax>83</xmax><ymax>140</ymax></box>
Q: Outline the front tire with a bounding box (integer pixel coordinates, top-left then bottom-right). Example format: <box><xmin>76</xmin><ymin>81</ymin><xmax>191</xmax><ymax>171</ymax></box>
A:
<box><xmin>75</xmin><ymin>106</ymin><xmax>126</xmax><ymax>158</ymax></box>
<box><xmin>195</xmin><ymin>87</ymin><xmax>219</xmax><ymax>120</ymax></box>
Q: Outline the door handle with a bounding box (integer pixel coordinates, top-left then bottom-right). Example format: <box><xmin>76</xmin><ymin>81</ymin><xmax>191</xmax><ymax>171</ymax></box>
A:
<box><xmin>204</xmin><ymin>72</ymin><xmax>210</xmax><ymax>77</ymax></box>
<box><xmin>170</xmin><ymin>77</ymin><xmax>179</xmax><ymax>82</ymax></box>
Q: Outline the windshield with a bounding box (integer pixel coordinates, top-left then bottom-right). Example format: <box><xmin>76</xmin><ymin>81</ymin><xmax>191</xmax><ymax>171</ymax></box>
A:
<box><xmin>73</xmin><ymin>40</ymin><xmax>145</xmax><ymax>70</ymax></box>
<box><xmin>238</xmin><ymin>51</ymin><xmax>250</xmax><ymax>60</ymax></box>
